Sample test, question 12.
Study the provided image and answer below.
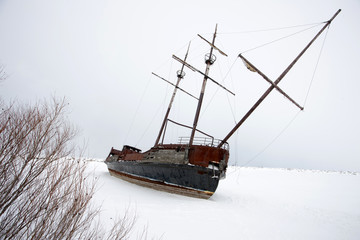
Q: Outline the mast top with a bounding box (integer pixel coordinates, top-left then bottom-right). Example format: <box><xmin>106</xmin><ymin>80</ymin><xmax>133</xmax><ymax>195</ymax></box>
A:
<box><xmin>327</xmin><ymin>9</ymin><xmax>341</xmax><ymax>24</ymax></box>
<box><xmin>198</xmin><ymin>24</ymin><xmax>228</xmax><ymax>57</ymax></box>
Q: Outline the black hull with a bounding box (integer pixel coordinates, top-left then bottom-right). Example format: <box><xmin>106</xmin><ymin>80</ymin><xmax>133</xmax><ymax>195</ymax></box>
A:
<box><xmin>105</xmin><ymin>161</ymin><xmax>221</xmax><ymax>199</ymax></box>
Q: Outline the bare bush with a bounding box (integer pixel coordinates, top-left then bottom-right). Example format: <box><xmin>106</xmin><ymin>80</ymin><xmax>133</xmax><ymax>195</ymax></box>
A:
<box><xmin>0</xmin><ymin>98</ymin><xmax>138</xmax><ymax>239</ymax></box>
<box><xmin>0</xmin><ymin>65</ymin><xmax>6</xmax><ymax>82</ymax></box>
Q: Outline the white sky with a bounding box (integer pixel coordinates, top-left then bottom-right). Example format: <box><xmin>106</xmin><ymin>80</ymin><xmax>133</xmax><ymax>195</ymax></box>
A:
<box><xmin>0</xmin><ymin>0</ymin><xmax>359</xmax><ymax>171</ymax></box>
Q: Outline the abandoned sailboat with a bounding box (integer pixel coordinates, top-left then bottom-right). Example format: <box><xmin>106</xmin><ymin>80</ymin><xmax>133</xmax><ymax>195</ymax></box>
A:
<box><xmin>105</xmin><ymin>10</ymin><xmax>340</xmax><ymax>199</ymax></box>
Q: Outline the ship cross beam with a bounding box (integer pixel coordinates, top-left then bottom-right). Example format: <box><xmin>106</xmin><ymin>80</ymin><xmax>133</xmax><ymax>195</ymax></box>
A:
<box><xmin>239</xmin><ymin>54</ymin><xmax>304</xmax><ymax>111</ymax></box>
<box><xmin>198</xmin><ymin>34</ymin><xmax>228</xmax><ymax>57</ymax></box>
<box><xmin>172</xmin><ymin>55</ymin><xmax>235</xmax><ymax>96</ymax></box>
<box><xmin>151</xmin><ymin>72</ymin><xmax>198</xmax><ymax>100</ymax></box>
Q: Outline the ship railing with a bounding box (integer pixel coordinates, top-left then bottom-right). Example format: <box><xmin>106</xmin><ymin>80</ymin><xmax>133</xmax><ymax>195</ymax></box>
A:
<box><xmin>178</xmin><ymin>137</ymin><xmax>229</xmax><ymax>150</ymax></box>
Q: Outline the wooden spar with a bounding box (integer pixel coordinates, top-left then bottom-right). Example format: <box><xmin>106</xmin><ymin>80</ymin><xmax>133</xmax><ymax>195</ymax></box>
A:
<box><xmin>172</xmin><ymin>55</ymin><xmax>235</xmax><ymax>96</ymax></box>
<box><xmin>154</xmin><ymin>42</ymin><xmax>191</xmax><ymax>147</ymax></box>
<box><xmin>239</xmin><ymin>54</ymin><xmax>304</xmax><ymax>110</ymax></box>
<box><xmin>189</xmin><ymin>24</ymin><xmax>219</xmax><ymax>146</ymax></box>
<box><xmin>218</xmin><ymin>9</ymin><xmax>341</xmax><ymax>148</ymax></box>
<box><xmin>198</xmin><ymin>34</ymin><xmax>228</xmax><ymax>57</ymax></box>
<box><xmin>151</xmin><ymin>72</ymin><xmax>198</xmax><ymax>100</ymax></box>
<box><xmin>167</xmin><ymin>119</ymin><xmax>214</xmax><ymax>141</ymax></box>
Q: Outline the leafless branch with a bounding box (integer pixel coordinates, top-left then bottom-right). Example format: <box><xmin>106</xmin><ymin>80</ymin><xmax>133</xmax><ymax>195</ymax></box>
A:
<box><xmin>0</xmin><ymin>97</ymin><xmax>143</xmax><ymax>239</ymax></box>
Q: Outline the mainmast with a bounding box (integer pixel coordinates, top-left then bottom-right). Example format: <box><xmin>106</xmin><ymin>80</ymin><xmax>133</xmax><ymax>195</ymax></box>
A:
<box><xmin>154</xmin><ymin>43</ymin><xmax>192</xmax><ymax>147</ymax></box>
<box><xmin>189</xmin><ymin>24</ymin><xmax>225</xmax><ymax>146</ymax></box>
<box><xmin>218</xmin><ymin>9</ymin><xmax>341</xmax><ymax>148</ymax></box>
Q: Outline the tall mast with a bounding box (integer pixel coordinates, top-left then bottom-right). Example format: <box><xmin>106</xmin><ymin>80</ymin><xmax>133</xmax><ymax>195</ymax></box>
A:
<box><xmin>218</xmin><ymin>9</ymin><xmax>341</xmax><ymax>148</ymax></box>
<box><xmin>189</xmin><ymin>25</ymin><xmax>218</xmax><ymax>146</ymax></box>
<box><xmin>154</xmin><ymin>43</ymin><xmax>191</xmax><ymax>147</ymax></box>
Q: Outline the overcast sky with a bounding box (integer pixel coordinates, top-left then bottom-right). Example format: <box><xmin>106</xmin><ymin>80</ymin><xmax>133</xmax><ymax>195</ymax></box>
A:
<box><xmin>0</xmin><ymin>0</ymin><xmax>359</xmax><ymax>172</ymax></box>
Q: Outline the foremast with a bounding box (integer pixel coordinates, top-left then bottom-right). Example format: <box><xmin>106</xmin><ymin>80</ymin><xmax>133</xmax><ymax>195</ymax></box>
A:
<box><xmin>154</xmin><ymin>43</ymin><xmax>192</xmax><ymax>147</ymax></box>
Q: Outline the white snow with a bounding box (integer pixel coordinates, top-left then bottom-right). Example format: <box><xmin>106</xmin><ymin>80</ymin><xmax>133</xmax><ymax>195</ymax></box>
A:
<box><xmin>88</xmin><ymin>160</ymin><xmax>360</xmax><ymax>240</ymax></box>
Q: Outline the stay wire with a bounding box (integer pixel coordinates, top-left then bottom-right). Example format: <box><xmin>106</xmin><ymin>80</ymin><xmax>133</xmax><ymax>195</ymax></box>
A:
<box><xmin>216</xmin><ymin>38</ymin><xmax>239</xmax><ymax>125</ymax></box>
<box><xmin>199</xmin><ymin>56</ymin><xmax>239</xmax><ymax>124</ymax></box>
<box><xmin>152</xmin><ymin>35</ymin><xmax>198</xmax><ymax>74</ymax></box>
<box><xmin>135</xmin><ymin>95</ymin><xmax>165</xmax><ymax>148</ymax></box>
<box><xmin>217</xmin><ymin>22</ymin><xmax>323</xmax><ymax>35</ymax></box>
<box><xmin>224</xmin><ymin>58</ymin><xmax>239</xmax><ymax>125</ymax></box>
<box><xmin>240</xmin><ymin>23</ymin><xmax>323</xmax><ymax>54</ymax></box>
<box><xmin>136</xmin><ymin>61</ymin><xmax>174</xmax><ymax>147</ymax></box>
<box><xmin>302</xmin><ymin>25</ymin><xmax>330</xmax><ymax>107</ymax></box>
<box><xmin>123</xmin><ymin>74</ymin><xmax>152</xmax><ymax>145</ymax></box>
<box><xmin>241</xmin><ymin>110</ymin><xmax>302</xmax><ymax>167</ymax></box>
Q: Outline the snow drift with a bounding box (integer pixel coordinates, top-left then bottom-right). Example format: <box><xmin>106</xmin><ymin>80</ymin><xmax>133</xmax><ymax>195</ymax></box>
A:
<box><xmin>88</xmin><ymin>161</ymin><xmax>360</xmax><ymax>240</ymax></box>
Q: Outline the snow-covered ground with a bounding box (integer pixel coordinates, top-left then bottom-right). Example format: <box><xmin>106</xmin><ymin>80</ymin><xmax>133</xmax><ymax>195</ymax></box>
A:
<box><xmin>88</xmin><ymin>160</ymin><xmax>360</xmax><ymax>240</ymax></box>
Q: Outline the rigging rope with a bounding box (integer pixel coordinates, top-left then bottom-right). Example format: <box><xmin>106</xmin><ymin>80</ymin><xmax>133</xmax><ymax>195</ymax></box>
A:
<box><xmin>135</xmin><ymin>92</ymin><xmax>166</xmax><ymax>147</ymax></box>
<box><xmin>216</xmin><ymin>38</ymin><xmax>239</xmax><ymax>125</ymax></box>
<box><xmin>123</xmin><ymin>74</ymin><xmax>152</xmax><ymax>145</ymax></box>
<box><xmin>234</xmin><ymin>23</ymin><xmax>331</xmax><ymax>168</ymax></box>
<box><xmin>240</xmin><ymin>23</ymin><xmax>323</xmax><ymax>54</ymax></box>
<box><xmin>302</xmin><ymin>25</ymin><xmax>330</xmax><ymax>107</ymax></box>
<box><xmin>241</xmin><ymin>110</ymin><xmax>302</xmax><ymax>167</ymax></box>
<box><xmin>135</xmin><ymin>62</ymin><xmax>173</xmax><ymax>147</ymax></box>
<box><xmin>217</xmin><ymin>22</ymin><xmax>324</xmax><ymax>35</ymax></box>
<box><xmin>223</xmin><ymin>58</ymin><xmax>239</xmax><ymax>125</ymax></box>
<box><xmin>199</xmin><ymin>56</ymin><xmax>239</xmax><ymax>124</ymax></box>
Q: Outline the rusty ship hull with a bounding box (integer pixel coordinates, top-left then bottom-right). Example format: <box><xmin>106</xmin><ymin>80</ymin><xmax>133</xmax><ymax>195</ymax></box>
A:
<box><xmin>105</xmin><ymin>143</ymin><xmax>229</xmax><ymax>199</ymax></box>
<box><xmin>106</xmin><ymin>161</ymin><xmax>220</xmax><ymax>198</ymax></box>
